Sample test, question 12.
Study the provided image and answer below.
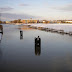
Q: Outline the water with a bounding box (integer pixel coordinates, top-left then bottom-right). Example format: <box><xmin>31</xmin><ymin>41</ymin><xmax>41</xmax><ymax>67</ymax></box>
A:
<box><xmin>0</xmin><ymin>24</ymin><xmax>72</xmax><ymax>72</ymax></box>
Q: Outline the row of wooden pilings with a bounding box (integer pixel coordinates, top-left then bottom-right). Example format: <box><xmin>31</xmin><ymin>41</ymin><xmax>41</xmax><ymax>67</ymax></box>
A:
<box><xmin>27</xmin><ymin>25</ymin><xmax>72</xmax><ymax>36</ymax></box>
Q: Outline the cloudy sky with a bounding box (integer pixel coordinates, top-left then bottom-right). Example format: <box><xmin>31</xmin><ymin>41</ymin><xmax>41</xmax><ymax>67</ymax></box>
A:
<box><xmin>0</xmin><ymin>0</ymin><xmax>72</xmax><ymax>20</ymax></box>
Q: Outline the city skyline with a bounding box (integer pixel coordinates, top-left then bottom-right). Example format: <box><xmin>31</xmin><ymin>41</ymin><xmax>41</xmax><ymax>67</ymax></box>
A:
<box><xmin>0</xmin><ymin>0</ymin><xmax>72</xmax><ymax>21</ymax></box>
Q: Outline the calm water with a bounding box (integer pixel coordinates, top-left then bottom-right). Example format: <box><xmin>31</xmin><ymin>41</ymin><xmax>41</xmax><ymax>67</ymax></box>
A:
<box><xmin>0</xmin><ymin>24</ymin><xmax>72</xmax><ymax>72</ymax></box>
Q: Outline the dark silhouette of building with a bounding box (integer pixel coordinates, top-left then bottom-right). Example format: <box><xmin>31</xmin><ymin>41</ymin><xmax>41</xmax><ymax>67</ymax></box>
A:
<box><xmin>35</xmin><ymin>36</ymin><xmax>41</xmax><ymax>56</ymax></box>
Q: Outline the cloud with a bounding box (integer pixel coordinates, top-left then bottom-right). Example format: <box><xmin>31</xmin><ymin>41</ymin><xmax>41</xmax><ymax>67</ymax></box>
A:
<box><xmin>0</xmin><ymin>7</ymin><xmax>13</xmax><ymax>12</ymax></box>
<box><xmin>19</xmin><ymin>4</ymin><xmax>29</xmax><ymax>6</ymax></box>
<box><xmin>60</xmin><ymin>4</ymin><xmax>72</xmax><ymax>11</ymax></box>
<box><xmin>52</xmin><ymin>3</ymin><xmax>72</xmax><ymax>11</ymax></box>
<box><xmin>1</xmin><ymin>13</ymin><xmax>38</xmax><ymax>21</ymax></box>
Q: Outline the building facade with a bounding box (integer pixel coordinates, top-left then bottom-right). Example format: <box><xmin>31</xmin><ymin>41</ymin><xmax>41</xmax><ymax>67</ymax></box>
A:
<box><xmin>64</xmin><ymin>21</ymin><xmax>72</xmax><ymax>23</ymax></box>
<box><xmin>21</xmin><ymin>19</ymin><xmax>38</xmax><ymax>24</ymax></box>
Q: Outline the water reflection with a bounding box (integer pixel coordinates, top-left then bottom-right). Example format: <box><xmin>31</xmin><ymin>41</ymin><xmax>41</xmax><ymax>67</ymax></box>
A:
<box><xmin>0</xmin><ymin>47</ymin><xmax>2</xmax><ymax>60</ymax></box>
<box><xmin>0</xmin><ymin>25</ymin><xmax>3</xmax><ymax>42</ymax></box>
<box><xmin>0</xmin><ymin>25</ymin><xmax>3</xmax><ymax>60</ymax></box>
<box><xmin>35</xmin><ymin>36</ymin><xmax>41</xmax><ymax>56</ymax></box>
<box><xmin>18</xmin><ymin>25</ymin><xmax>36</xmax><ymax>31</ymax></box>
<box><xmin>20</xmin><ymin>30</ymin><xmax>23</xmax><ymax>40</ymax></box>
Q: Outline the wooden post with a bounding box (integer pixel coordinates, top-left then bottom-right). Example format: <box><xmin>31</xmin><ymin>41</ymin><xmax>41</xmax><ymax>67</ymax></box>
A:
<box><xmin>0</xmin><ymin>25</ymin><xmax>3</xmax><ymax>34</ymax></box>
<box><xmin>20</xmin><ymin>30</ymin><xmax>23</xmax><ymax>40</ymax></box>
<box><xmin>35</xmin><ymin>36</ymin><xmax>41</xmax><ymax>55</ymax></box>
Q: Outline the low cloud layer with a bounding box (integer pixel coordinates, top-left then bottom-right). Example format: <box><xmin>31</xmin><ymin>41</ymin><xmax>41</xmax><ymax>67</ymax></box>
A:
<box><xmin>52</xmin><ymin>3</ymin><xmax>72</xmax><ymax>11</ymax></box>
<box><xmin>0</xmin><ymin>7</ymin><xmax>13</xmax><ymax>12</ymax></box>
<box><xmin>59</xmin><ymin>4</ymin><xmax>72</xmax><ymax>11</ymax></box>
<box><xmin>1</xmin><ymin>13</ymin><xmax>38</xmax><ymax>21</ymax></box>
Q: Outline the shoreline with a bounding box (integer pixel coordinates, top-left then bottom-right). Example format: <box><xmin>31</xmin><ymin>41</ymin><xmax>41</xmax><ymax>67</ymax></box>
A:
<box><xmin>23</xmin><ymin>23</ymin><xmax>72</xmax><ymax>36</ymax></box>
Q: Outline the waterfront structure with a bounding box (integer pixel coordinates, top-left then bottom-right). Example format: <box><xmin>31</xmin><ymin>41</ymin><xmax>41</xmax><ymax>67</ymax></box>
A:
<box><xmin>21</xmin><ymin>19</ymin><xmax>38</xmax><ymax>24</ymax></box>
<box><xmin>64</xmin><ymin>21</ymin><xmax>72</xmax><ymax>23</ymax></box>
<box><xmin>6</xmin><ymin>21</ymin><xmax>11</xmax><ymax>24</ymax></box>
<box><xmin>39</xmin><ymin>20</ymin><xmax>50</xmax><ymax>23</ymax></box>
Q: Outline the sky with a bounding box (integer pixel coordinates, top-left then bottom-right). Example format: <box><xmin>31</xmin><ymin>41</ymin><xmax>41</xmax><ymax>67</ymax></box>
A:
<box><xmin>0</xmin><ymin>0</ymin><xmax>72</xmax><ymax>20</ymax></box>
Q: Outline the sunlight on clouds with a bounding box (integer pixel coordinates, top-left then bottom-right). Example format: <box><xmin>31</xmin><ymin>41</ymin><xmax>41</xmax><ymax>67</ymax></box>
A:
<box><xmin>19</xmin><ymin>4</ymin><xmax>30</xmax><ymax>6</ymax></box>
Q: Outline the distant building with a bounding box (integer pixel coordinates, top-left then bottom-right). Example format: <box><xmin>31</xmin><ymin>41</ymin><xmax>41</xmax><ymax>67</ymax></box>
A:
<box><xmin>64</xmin><ymin>21</ymin><xmax>72</xmax><ymax>23</ymax></box>
<box><xmin>53</xmin><ymin>20</ymin><xmax>61</xmax><ymax>23</ymax></box>
<box><xmin>21</xmin><ymin>19</ymin><xmax>38</xmax><ymax>24</ymax></box>
<box><xmin>42</xmin><ymin>20</ymin><xmax>50</xmax><ymax>24</ymax></box>
<box><xmin>43</xmin><ymin>20</ymin><xmax>46</xmax><ymax>23</ymax></box>
<box><xmin>6</xmin><ymin>21</ymin><xmax>10</xmax><ymax>24</ymax></box>
<box><xmin>57</xmin><ymin>20</ymin><xmax>61</xmax><ymax>23</ymax></box>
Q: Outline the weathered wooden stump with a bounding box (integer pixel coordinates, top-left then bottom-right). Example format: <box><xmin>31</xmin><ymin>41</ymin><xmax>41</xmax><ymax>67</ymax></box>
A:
<box><xmin>20</xmin><ymin>30</ymin><xmax>23</xmax><ymax>39</ymax></box>
<box><xmin>35</xmin><ymin>36</ymin><xmax>41</xmax><ymax>55</ymax></box>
